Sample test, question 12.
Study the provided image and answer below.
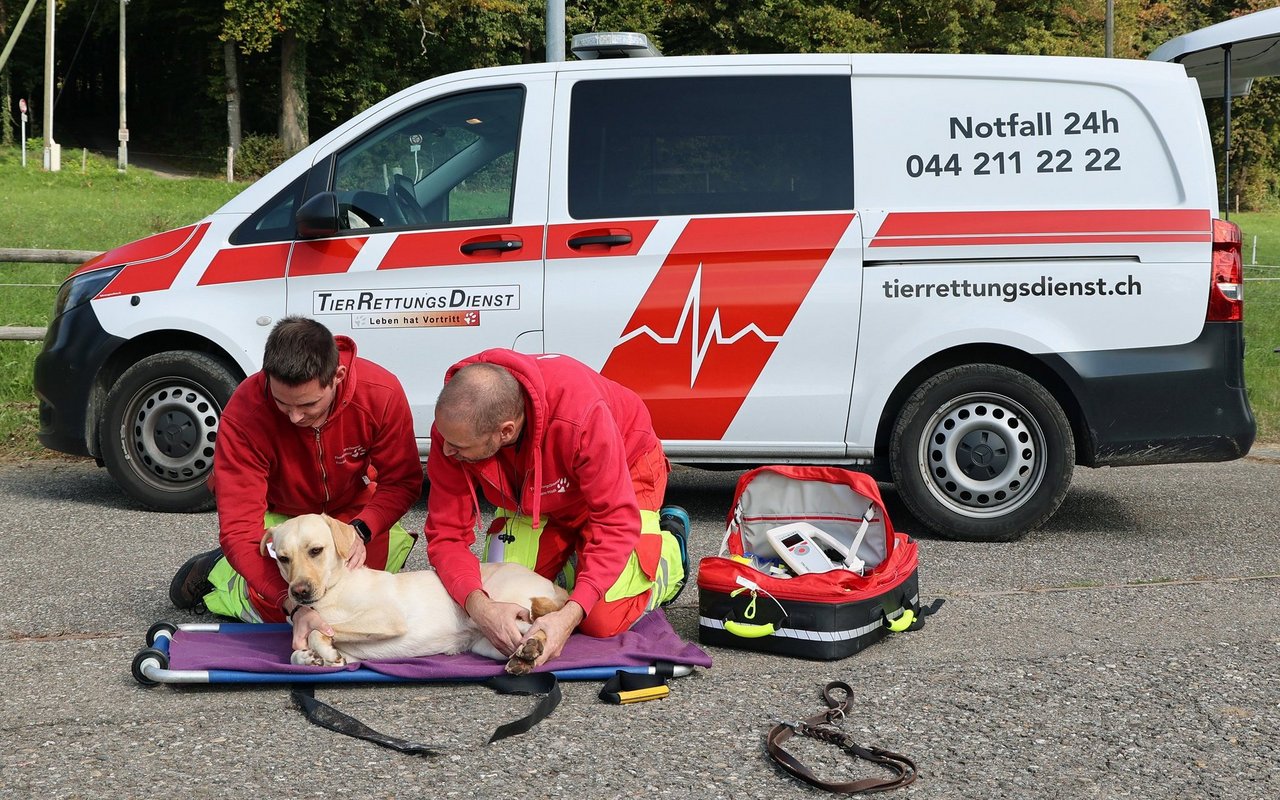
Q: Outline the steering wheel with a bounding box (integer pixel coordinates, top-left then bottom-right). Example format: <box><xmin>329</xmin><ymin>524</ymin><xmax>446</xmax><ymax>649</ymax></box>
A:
<box><xmin>388</xmin><ymin>173</ymin><xmax>427</xmax><ymax>226</ymax></box>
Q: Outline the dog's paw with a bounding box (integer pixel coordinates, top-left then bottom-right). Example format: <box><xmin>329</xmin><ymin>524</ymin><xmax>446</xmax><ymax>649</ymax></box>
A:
<box><xmin>291</xmin><ymin>649</ymin><xmax>326</xmax><ymax>666</ymax></box>
<box><xmin>504</xmin><ymin>635</ymin><xmax>544</xmax><ymax>675</ymax></box>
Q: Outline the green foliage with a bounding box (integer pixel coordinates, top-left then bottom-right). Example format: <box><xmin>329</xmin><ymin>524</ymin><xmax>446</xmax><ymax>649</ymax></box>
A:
<box><xmin>234</xmin><ymin>133</ymin><xmax>288</xmax><ymax>180</ymax></box>
<box><xmin>223</xmin><ymin>0</ymin><xmax>325</xmax><ymax>52</ymax></box>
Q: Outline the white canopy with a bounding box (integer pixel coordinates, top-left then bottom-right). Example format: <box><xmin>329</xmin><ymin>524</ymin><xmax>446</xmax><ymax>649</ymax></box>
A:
<box><xmin>1149</xmin><ymin>7</ymin><xmax>1280</xmax><ymax>98</ymax></box>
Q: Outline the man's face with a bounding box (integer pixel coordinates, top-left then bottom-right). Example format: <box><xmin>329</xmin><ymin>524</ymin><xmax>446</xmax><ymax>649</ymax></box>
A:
<box><xmin>435</xmin><ymin>414</ymin><xmax>503</xmax><ymax>463</ymax></box>
<box><xmin>269</xmin><ymin>369</ymin><xmax>343</xmax><ymax>428</ymax></box>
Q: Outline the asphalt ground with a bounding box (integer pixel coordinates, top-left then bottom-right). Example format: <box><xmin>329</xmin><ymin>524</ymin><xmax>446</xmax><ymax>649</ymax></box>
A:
<box><xmin>1</xmin><ymin>454</ymin><xmax>1278</xmax><ymax>799</ymax></box>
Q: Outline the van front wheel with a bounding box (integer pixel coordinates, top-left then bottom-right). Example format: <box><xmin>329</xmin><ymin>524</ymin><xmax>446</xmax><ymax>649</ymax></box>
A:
<box><xmin>101</xmin><ymin>351</ymin><xmax>239</xmax><ymax>513</ymax></box>
<box><xmin>889</xmin><ymin>365</ymin><xmax>1074</xmax><ymax>542</ymax></box>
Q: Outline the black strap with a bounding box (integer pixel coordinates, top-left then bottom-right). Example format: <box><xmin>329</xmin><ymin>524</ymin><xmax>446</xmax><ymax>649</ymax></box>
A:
<box><xmin>290</xmin><ymin>672</ymin><xmax>561</xmax><ymax>755</ymax></box>
<box><xmin>483</xmin><ymin>673</ymin><xmax>561</xmax><ymax>744</ymax></box>
<box><xmin>598</xmin><ymin>668</ymin><xmax>670</xmax><ymax>704</ymax></box>
<box><xmin>907</xmin><ymin>597</ymin><xmax>946</xmax><ymax>631</ymax></box>
<box><xmin>765</xmin><ymin>681</ymin><xmax>917</xmax><ymax>793</ymax></box>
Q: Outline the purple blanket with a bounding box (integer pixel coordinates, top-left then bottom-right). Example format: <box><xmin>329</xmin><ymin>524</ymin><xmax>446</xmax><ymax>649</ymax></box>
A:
<box><xmin>168</xmin><ymin>611</ymin><xmax>711</xmax><ymax>679</ymax></box>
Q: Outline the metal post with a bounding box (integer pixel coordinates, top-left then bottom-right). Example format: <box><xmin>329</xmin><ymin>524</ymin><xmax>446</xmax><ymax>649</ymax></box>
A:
<box><xmin>1222</xmin><ymin>44</ymin><xmax>1232</xmax><ymax>219</ymax></box>
<box><xmin>0</xmin><ymin>0</ymin><xmax>41</xmax><ymax>73</ymax></box>
<box><xmin>1105</xmin><ymin>0</ymin><xmax>1114</xmax><ymax>58</ymax></box>
<box><xmin>546</xmin><ymin>0</ymin><xmax>564</xmax><ymax>62</ymax></box>
<box><xmin>43</xmin><ymin>0</ymin><xmax>58</xmax><ymax>171</ymax></box>
<box><xmin>118</xmin><ymin>0</ymin><xmax>128</xmax><ymax>170</ymax></box>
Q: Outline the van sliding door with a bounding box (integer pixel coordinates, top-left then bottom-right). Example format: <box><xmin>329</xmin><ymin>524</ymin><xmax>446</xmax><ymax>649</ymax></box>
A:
<box><xmin>544</xmin><ymin>67</ymin><xmax>863</xmax><ymax>461</ymax></box>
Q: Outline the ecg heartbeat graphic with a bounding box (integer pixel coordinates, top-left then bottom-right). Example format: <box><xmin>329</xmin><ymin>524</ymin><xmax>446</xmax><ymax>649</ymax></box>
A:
<box><xmin>616</xmin><ymin>263</ymin><xmax>784</xmax><ymax>387</ymax></box>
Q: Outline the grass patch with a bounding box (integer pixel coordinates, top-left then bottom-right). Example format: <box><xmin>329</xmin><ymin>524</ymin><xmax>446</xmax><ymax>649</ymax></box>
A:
<box><xmin>0</xmin><ymin>146</ymin><xmax>245</xmax><ymax>251</ymax></box>
<box><xmin>1234</xmin><ymin>212</ymin><xmax>1280</xmax><ymax>443</ymax></box>
<box><xmin>0</xmin><ymin>341</ymin><xmax>44</xmax><ymax>459</ymax></box>
<box><xmin>0</xmin><ymin>147</ymin><xmax>247</xmax><ymax>457</ymax></box>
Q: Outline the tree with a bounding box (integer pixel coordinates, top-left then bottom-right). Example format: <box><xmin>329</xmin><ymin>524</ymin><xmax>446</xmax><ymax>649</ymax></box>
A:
<box><xmin>223</xmin><ymin>0</ymin><xmax>323</xmax><ymax>156</ymax></box>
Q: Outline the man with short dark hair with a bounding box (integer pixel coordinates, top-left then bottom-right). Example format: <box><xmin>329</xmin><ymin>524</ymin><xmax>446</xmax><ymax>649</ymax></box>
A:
<box><xmin>169</xmin><ymin>316</ymin><xmax>422</xmax><ymax>649</ymax></box>
<box><xmin>424</xmin><ymin>349</ymin><xmax>689</xmax><ymax>669</ymax></box>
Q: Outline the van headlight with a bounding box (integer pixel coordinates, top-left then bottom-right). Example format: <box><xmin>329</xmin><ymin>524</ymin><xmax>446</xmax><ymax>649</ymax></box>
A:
<box><xmin>53</xmin><ymin>266</ymin><xmax>123</xmax><ymax>317</ymax></box>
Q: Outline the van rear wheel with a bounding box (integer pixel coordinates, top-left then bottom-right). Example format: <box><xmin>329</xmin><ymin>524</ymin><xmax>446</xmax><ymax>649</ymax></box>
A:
<box><xmin>101</xmin><ymin>351</ymin><xmax>239</xmax><ymax>513</ymax></box>
<box><xmin>889</xmin><ymin>364</ymin><xmax>1074</xmax><ymax>542</ymax></box>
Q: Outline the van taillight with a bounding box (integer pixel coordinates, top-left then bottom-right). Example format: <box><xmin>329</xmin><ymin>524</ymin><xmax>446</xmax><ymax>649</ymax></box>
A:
<box><xmin>1208</xmin><ymin>218</ymin><xmax>1243</xmax><ymax>322</ymax></box>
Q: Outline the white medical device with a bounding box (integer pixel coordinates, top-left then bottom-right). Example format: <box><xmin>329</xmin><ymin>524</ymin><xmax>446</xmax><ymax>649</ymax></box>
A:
<box><xmin>764</xmin><ymin>505</ymin><xmax>877</xmax><ymax>576</ymax></box>
<box><xmin>766</xmin><ymin>522</ymin><xmax>854</xmax><ymax>575</ymax></box>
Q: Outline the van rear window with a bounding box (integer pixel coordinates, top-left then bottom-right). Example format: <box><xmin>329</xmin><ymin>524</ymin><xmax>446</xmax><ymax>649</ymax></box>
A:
<box><xmin>568</xmin><ymin>75</ymin><xmax>853</xmax><ymax>219</ymax></box>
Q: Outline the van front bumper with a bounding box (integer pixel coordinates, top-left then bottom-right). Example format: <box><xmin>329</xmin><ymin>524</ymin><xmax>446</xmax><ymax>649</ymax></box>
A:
<box><xmin>34</xmin><ymin>302</ymin><xmax>124</xmax><ymax>458</ymax></box>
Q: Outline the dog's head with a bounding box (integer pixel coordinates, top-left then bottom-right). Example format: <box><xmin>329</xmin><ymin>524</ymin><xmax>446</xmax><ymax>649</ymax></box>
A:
<box><xmin>259</xmin><ymin>513</ymin><xmax>358</xmax><ymax>606</ymax></box>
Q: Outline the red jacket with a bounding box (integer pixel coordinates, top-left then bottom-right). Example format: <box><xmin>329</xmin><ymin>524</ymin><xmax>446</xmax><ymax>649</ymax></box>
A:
<box><xmin>212</xmin><ymin>336</ymin><xmax>422</xmax><ymax>619</ymax></box>
<box><xmin>424</xmin><ymin>350</ymin><xmax>661</xmax><ymax>617</ymax></box>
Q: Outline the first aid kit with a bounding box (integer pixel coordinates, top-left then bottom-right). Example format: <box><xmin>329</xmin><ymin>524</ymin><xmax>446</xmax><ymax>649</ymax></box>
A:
<box><xmin>698</xmin><ymin>466</ymin><xmax>922</xmax><ymax>660</ymax></box>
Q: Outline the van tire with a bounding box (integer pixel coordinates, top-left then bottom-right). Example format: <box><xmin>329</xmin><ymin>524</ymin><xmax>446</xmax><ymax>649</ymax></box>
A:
<box><xmin>889</xmin><ymin>364</ymin><xmax>1074</xmax><ymax>542</ymax></box>
<box><xmin>101</xmin><ymin>351</ymin><xmax>239</xmax><ymax>513</ymax></box>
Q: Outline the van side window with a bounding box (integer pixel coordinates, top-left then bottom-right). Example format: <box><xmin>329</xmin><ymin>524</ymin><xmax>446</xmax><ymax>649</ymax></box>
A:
<box><xmin>332</xmin><ymin>86</ymin><xmax>524</xmax><ymax>230</ymax></box>
<box><xmin>568</xmin><ymin>75</ymin><xmax>853</xmax><ymax>219</ymax></box>
<box><xmin>230</xmin><ymin>174</ymin><xmax>305</xmax><ymax>245</ymax></box>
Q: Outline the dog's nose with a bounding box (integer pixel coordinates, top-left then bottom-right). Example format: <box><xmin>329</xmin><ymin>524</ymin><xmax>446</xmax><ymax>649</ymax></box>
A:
<box><xmin>290</xmin><ymin>584</ymin><xmax>313</xmax><ymax>603</ymax></box>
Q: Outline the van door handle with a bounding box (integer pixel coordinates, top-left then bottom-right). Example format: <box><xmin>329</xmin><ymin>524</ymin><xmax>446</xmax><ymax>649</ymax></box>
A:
<box><xmin>567</xmin><ymin>233</ymin><xmax>632</xmax><ymax>249</ymax></box>
<box><xmin>460</xmin><ymin>238</ymin><xmax>523</xmax><ymax>255</ymax></box>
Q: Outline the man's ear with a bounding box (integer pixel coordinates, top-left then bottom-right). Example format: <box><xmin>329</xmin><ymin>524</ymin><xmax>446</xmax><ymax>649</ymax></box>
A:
<box><xmin>326</xmin><ymin>514</ymin><xmax>357</xmax><ymax>560</ymax></box>
<box><xmin>498</xmin><ymin>418</ymin><xmax>518</xmax><ymax>444</ymax></box>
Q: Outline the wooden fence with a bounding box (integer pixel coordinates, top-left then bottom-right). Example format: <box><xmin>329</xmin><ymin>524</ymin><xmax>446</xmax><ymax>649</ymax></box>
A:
<box><xmin>1</xmin><ymin>248</ymin><xmax>104</xmax><ymax>341</ymax></box>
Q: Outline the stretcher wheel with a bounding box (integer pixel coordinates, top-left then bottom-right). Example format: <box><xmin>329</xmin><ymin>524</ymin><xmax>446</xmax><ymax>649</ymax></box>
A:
<box><xmin>132</xmin><ymin>647</ymin><xmax>169</xmax><ymax>686</ymax></box>
<box><xmin>146</xmin><ymin>621</ymin><xmax>177</xmax><ymax>646</ymax></box>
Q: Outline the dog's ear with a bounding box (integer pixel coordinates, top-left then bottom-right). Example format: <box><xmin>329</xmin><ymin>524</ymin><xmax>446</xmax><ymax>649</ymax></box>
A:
<box><xmin>325</xmin><ymin>514</ymin><xmax>357</xmax><ymax>560</ymax></box>
<box><xmin>259</xmin><ymin>527</ymin><xmax>274</xmax><ymax>556</ymax></box>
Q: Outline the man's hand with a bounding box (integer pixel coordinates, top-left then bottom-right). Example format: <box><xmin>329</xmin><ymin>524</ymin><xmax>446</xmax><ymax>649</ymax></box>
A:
<box><xmin>465</xmin><ymin>591</ymin><xmax>530</xmax><ymax>656</ymax></box>
<box><xmin>289</xmin><ymin>604</ymin><xmax>334</xmax><ymax>651</ymax></box>
<box><xmin>524</xmin><ymin>601</ymin><xmax>585</xmax><ymax>667</ymax></box>
<box><xmin>344</xmin><ymin>536</ymin><xmax>367</xmax><ymax>570</ymax></box>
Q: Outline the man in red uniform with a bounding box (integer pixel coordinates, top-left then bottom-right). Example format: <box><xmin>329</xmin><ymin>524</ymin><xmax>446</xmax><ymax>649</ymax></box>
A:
<box><xmin>169</xmin><ymin>316</ymin><xmax>422</xmax><ymax>649</ymax></box>
<box><xmin>424</xmin><ymin>349</ymin><xmax>689</xmax><ymax>668</ymax></box>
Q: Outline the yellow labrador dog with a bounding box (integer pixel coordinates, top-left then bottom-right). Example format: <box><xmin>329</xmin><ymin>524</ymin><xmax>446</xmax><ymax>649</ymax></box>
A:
<box><xmin>262</xmin><ymin>513</ymin><xmax>568</xmax><ymax>674</ymax></box>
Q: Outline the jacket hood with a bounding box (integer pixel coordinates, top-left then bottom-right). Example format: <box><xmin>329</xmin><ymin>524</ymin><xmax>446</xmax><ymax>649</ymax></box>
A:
<box><xmin>444</xmin><ymin>348</ymin><xmax>550</xmax><ymax>527</ymax></box>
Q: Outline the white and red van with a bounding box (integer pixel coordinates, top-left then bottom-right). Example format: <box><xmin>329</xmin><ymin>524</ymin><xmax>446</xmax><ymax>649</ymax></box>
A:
<box><xmin>34</xmin><ymin>37</ymin><xmax>1255</xmax><ymax>540</ymax></box>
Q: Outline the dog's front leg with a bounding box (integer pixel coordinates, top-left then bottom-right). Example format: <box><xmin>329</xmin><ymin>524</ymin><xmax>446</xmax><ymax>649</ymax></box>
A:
<box><xmin>290</xmin><ymin>629</ymin><xmax>347</xmax><ymax>667</ymax></box>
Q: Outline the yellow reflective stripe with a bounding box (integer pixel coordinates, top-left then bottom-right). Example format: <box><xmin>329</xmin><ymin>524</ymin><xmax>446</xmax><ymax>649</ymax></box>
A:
<box><xmin>482</xmin><ymin>509</ymin><xmax>541</xmax><ymax>568</ymax></box>
<box><xmin>488</xmin><ymin>509</ymin><xmax>684</xmax><ymax>607</ymax></box>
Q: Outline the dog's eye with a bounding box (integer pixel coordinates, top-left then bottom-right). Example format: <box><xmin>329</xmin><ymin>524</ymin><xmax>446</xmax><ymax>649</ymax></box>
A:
<box><xmin>309</xmin><ymin>546</ymin><xmax>324</xmax><ymax>557</ymax></box>
<box><xmin>277</xmin><ymin>555</ymin><xmax>290</xmax><ymax>564</ymax></box>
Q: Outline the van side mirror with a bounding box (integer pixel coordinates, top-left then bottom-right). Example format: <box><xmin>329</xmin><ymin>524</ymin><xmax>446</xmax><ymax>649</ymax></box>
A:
<box><xmin>295</xmin><ymin>192</ymin><xmax>342</xmax><ymax>239</ymax></box>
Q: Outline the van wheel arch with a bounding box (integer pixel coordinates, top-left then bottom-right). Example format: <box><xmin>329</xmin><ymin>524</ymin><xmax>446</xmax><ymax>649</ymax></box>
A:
<box><xmin>95</xmin><ymin>338</ymin><xmax>244</xmax><ymax>512</ymax></box>
<box><xmin>878</xmin><ymin>351</ymin><xmax>1084</xmax><ymax>541</ymax></box>
<box><xmin>875</xmin><ymin>347</ymin><xmax>1087</xmax><ymax>469</ymax></box>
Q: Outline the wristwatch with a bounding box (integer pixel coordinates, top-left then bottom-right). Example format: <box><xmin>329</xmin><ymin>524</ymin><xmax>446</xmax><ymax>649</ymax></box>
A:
<box><xmin>351</xmin><ymin>518</ymin><xmax>373</xmax><ymax>544</ymax></box>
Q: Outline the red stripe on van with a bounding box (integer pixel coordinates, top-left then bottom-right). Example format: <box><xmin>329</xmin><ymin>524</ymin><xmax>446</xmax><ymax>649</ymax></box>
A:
<box><xmin>870</xmin><ymin>209</ymin><xmax>1211</xmax><ymax>247</ymax></box>
<box><xmin>379</xmin><ymin>226</ymin><xmax>544</xmax><ymax>270</ymax></box>
<box><xmin>71</xmin><ymin>224</ymin><xmax>204</xmax><ymax>279</ymax></box>
<box><xmin>96</xmin><ymin>223</ymin><xmax>210</xmax><ymax>298</ymax></box>
<box><xmin>289</xmin><ymin>237</ymin><xmax>367</xmax><ymax>277</ymax></box>
<box><xmin>545</xmin><ymin>220</ymin><xmax>658</xmax><ymax>259</ymax></box>
<box><xmin>875</xmin><ymin>233</ymin><xmax>1212</xmax><ymax>248</ymax></box>
<box><xmin>602</xmin><ymin>213</ymin><xmax>855</xmax><ymax>441</ymax></box>
<box><xmin>198</xmin><ymin>243</ymin><xmax>292</xmax><ymax>285</ymax></box>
